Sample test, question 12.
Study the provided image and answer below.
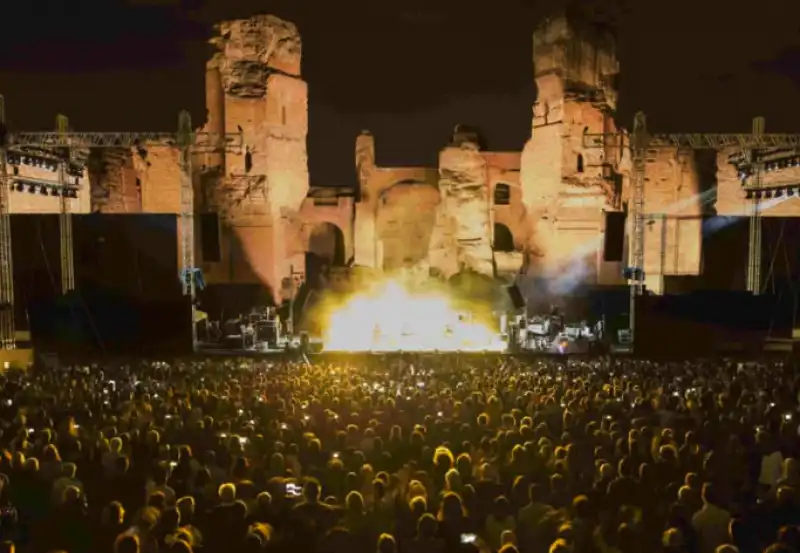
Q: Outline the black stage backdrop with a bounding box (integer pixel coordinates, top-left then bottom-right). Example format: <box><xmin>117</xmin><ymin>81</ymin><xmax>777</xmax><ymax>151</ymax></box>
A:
<box><xmin>12</xmin><ymin>214</ymin><xmax>192</xmax><ymax>355</ymax></box>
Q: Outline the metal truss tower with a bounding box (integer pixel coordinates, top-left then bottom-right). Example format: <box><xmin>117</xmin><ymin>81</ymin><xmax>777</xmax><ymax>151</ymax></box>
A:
<box><xmin>584</xmin><ymin>112</ymin><xmax>800</xmax><ymax>346</ymax></box>
<box><xmin>56</xmin><ymin>115</ymin><xmax>76</xmax><ymax>295</ymax></box>
<box><xmin>745</xmin><ymin>117</ymin><xmax>765</xmax><ymax>295</ymax></box>
<box><xmin>0</xmin><ymin>98</ymin><xmax>15</xmax><ymax>349</ymax></box>
<box><xmin>0</xmin><ymin>96</ymin><xmax>243</xmax><ymax>351</ymax></box>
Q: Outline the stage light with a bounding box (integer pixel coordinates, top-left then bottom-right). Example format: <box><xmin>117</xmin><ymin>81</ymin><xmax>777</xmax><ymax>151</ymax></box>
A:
<box><xmin>765</xmin><ymin>190</ymin><xmax>773</xmax><ymax>199</ymax></box>
<box><xmin>66</xmin><ymin>165</ymin><xmax>85</xmax><ymax>178</ymax></box>
<box><xmin>775</xmin><ymin>189</ymin><xmax>783</xmax><ymax>198</ymax></box>
<box><xmin>323</xmin><ymin>279</ymin><xmax>505</xmax><ymax>352</ymax></box>
<box><xmin>754</xmin><ymin>191</ymin><xmax>763</xmax><ymax>200</ymax></box>
<box><xmin>623</xmin><ymin>267</ymin><xmax>644</xmax><ymax>280</ymax></box>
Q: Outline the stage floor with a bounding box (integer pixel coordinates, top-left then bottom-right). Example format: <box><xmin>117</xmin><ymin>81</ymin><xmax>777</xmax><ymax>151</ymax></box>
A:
<box><xmin>197</xmin><ymin>335</ymin><xmax>609</xmax><ymax>357</ymax></box>
<box><xmin>195</xmin><ymin>347</ymin><xmax>608</xmax><ymax>359</ymax></box>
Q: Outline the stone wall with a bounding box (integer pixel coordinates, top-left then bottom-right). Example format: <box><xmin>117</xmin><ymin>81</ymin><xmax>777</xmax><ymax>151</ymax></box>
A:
<box><xmin>204</xmin><ymin>14</ymin><xmax>309</xmax><ymax>299</ymax></box>
<box><xmin>352</xmin><ymin>130</ymin><xmax>440</xmax><ymax>270</ymax></box>
<box><xmin>72</xmin><ymin>10</ymin><xmax>729</xmax><ymax>303</ymax></box>
<box><xmin>136</xmin><ymin>146</ymin><xmax>182</xmax><ymax>214</ymax></box>
<box><xmin>297</xmin><ymin>192</ymin><xmax>355</xmax><ymax>263</ymax></box>
<box><xmin>350</xmin><ymin>133</ymin><xmax>529</xmax><ymax>280</ymax></box>
<box><xmin>519</xmin><ymin>12</ymin><xmax>708</xmax><ymax>294</ymax></box>
<box><xmin>88</xmin><ymin>150</ymin><xmax>140</xmax><ymax>213</ymax></box>
<box><xmin>429</xmin><ymin>141</ymin><xmax>494</xmax><ymax>278</ymax></box>
<box><xmin>520</xmin><ymin>98</ymin><xmax>615</xmax><ymax>281</ymax></box>
<box><xmin>378</xmin><ymin>182</ymin><xmax>440</xmax><ymax>272</ymax></box>
<box><xmin>640</xmin><ymin>149</ymin><xmax>703</xmax><ymax>293</ymax></box>
<box><xmin>484</xmin><ymin>153</ymin><xmax>523</xmax><ymax>239</ymax></box>
<box><xmin>520</xmin><ymin>14</ymin><xmax>620</xmax><ymax>287</ymax></box>
<box><xmin>531</xmin><ymin>15</ymin><xmax>618</xmax><ymax>127</ymax></box>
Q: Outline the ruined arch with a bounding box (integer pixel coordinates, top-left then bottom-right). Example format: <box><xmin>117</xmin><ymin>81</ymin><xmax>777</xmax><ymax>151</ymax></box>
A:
<box><xmin>493</xmin><ymin>223</ymin><xmax>514</xmax><ymax>252</ymax></box>
<box><xmin>307</xmin><ymin>222</ymin><xmax>345</xmax><ymax>265</ymax></box>
<box><xmin>305</xmin><ymin>222</ymin><xmax>345</xmax><ymax>289</ymax></box>
<box><xmin>494</xmin><ymin>182</ymin><xmax>511</xmax><ymax>205</ymax></box>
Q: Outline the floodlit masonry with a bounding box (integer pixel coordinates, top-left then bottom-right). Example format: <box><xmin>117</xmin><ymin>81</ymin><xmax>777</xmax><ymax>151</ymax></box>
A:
<box><xmin>8</xmin><ymin>12</ymin><xmax>800</xmax><ymax>302</ymax></box>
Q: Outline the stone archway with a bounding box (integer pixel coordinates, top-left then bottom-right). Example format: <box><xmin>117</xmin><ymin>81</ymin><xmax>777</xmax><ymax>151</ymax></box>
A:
<box><xmin>308</xmin><ymin>222</ymin><xmax>345</xmax><ymax>265</ymax></box>
<box><xmin>306</xmin><ymin>222</ymin><xmax>345</xmax><ymax>288</ymax></box>
<box><xmin>493</xmin><ymin>223</ymin><xmax>515</xmax><ymax>252</ymax></box>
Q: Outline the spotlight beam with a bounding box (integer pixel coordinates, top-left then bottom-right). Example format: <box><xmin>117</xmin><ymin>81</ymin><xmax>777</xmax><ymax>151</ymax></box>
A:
<box><xmin>584</xmin><ymin>114</ymin><xmax>800</xmax><ymax>349</ymax></box>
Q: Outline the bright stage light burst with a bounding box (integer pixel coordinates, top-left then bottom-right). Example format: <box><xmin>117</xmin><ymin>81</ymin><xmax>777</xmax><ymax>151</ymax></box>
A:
<box><xmin>323</xmin><ymin>280</ymin><xmax>506</xmax><ymax>352</ymax></box>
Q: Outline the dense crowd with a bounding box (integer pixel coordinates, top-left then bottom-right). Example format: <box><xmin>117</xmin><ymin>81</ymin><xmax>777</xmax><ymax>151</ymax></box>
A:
<box><xmin>0</xmin><ymin>354</ymin><xmax>798</xmax><ymax>553</ymax></box>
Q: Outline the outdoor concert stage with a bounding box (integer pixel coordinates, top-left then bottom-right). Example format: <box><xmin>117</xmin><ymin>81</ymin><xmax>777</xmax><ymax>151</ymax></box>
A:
<box><xmin>198</xmin><ymin>349</ymin><xmax>591</xmax><ymax>361</ymax></box>
<box><xmin>10</xmin><ymin>211</ymin><xmax>800</xmax><ymax>359</ymax></box>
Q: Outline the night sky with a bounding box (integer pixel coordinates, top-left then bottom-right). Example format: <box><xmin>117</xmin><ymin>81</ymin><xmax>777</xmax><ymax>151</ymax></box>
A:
<box><xmin>0</xmin><ymin>0</ymin><xmax>799</xmax><ymax>189</ymax></box>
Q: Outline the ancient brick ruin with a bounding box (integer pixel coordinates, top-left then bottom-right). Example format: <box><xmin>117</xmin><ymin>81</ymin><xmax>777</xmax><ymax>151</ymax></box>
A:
<box><xmin>10</xmin><ymin>12</ymin><xmax>798</xmax><ymax>303</ymax></box>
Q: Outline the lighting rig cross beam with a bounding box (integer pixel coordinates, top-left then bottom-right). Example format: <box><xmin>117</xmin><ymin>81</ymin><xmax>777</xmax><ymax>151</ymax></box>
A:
<box><xmin>582</xmin><ymin>113</ymin><xmax>800</xmax><ymax>348</ymax></box>
<box><xmin>735</xmin><ymin>151</ymin><xmax>800</xmax><ymax>200</ymax></box>
<box><xmin>744</xmin><ymin>185</ymin><xmax>800</xmax><ymax>200</ymax></box>
<box><xmin>0</xmin><ymin>94</ymin><xmax>245</xmax><ymax>351</ymax></box>
<box><xmin>9</xmin><ymin>177</ymin><xmax>79</xmax><ymax>198</ymax></box>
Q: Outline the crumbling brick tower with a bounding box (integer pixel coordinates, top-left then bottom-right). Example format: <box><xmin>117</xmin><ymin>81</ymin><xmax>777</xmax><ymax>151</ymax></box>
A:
<box><xmin>201</xmin><ymin>15</ymin><xmax>309</xmax><ymax>302</ymax></box>
<box><xmin>519</xmin><ymin>10</ymin><xmax>621</xmax><ymax>291</ymax></box>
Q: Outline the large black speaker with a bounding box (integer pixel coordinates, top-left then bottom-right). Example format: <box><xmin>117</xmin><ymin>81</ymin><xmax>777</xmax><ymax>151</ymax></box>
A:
<box><xmin>15</xmin><ymin>214</ymin><xmax>191</xmax><ymax>355</ymax></box>
<box><xmin>604</xmin><ymin>211</ymin><xmax>626</xmax><ymax>262</ymax></box>
<box><xmin>506</xmin><ymin>284</ymin><xmax>526</xmax><ymax>309</ymax></box>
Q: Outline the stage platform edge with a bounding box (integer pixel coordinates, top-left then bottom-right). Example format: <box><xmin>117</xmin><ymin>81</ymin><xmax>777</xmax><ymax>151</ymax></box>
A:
<box><xmin>0</xmin><ymin>348</ymin><xmax>34</xmax><ymax>369</ymax></box>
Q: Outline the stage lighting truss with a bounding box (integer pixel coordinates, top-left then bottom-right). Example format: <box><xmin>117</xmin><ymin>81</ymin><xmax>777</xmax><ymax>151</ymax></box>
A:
<box><xmin>732</xmin><ymin>150</ymin><xmax>800</xmax><ymax>186</ymax></box>
<box><xmin>584</xmin><ymin>131</ymin><xmax>800</xmax><ymax>151</ymax></box>
<box><xmin>9</xmin><ymin>176</ymin><xmax>79</xmax><ymax>198</ymax></box>
<box><xmin>744</xmin><ymin>184</ymin><xmax>800</xmax><ymax>200</ymax></box>
<box><xmin>622</xmin><ymin>267</ymin><xmax>645</xmax><ymax>281</ymax></box>
<box><xmin>6</xmin><ymin>130</ymin><xmax>244</xmax><ymax>152</ymax></box>
<box><xmin>0</xmin><ymin>98</ymin><xmax>246</xmax><ymax>353</ymax></box>
<box><xmin>6</xmin><ymin>147</ymin><xmax>87</xmax><ymax>177</ymax></box>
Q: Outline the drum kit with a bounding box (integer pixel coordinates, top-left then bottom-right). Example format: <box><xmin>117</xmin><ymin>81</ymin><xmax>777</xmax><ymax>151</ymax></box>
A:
<box><xmin>218</xmin><ymin>306</ymin><xmax>282</xmax><ymax>350</ymax></box>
